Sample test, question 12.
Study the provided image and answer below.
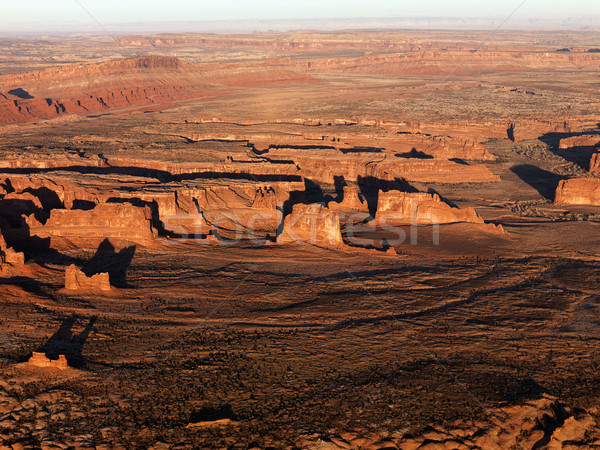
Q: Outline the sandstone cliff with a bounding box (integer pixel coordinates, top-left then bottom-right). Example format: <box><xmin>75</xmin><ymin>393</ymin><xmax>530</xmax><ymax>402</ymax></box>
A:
<box><xmin>65</xmin><ymin>264</ymin><xmax>111</xmax><ymax>292</ymax></box>
<box><xmin>4</xmin><ymin>172</ymin><xmax>304</xmax><ymax>240</ymax></box>
<box><xmin>29</xmin><ymin>203</ymin><xmax>158</xmax><ymax>245</ymax></box>
<box><xmin>327</xmin><ymin>186</ymin><xmax>369</xmax><ymax>213</ymax></box>
<box><xmin>186</xmin><ymin>131</ymin><xmax>494</xmax><ymax>160</ymax></box>
<box><xmin>558</xmin><ymin>134</ymin><xmax>600</xmax><ymax>150</ymax></box>
<box><xmin>187</xmin><ymin>116</ymin><xmax>600</xmax><ymax>144</ymax></box>
<box><xmin>554</xmin><ymin>177</ymin><xmax>600</xmax><ymax>206</ymax></box>
<box><xmin>0</xmin><ymin>230</ymin><xmax>25</xmax><ymax>267</ymax></box>
<box><xmin>375</xmin><ymin>191</ymin><xmax>484</xmax><ymax>225</ymax></box>
<box><xmin>590</xmin><ymin>153</ymin><xmax>600</xmax><ymax>175</ymax></box>
<box><xmin>278</xmin><ymin>204</ymin><xmax>343</xmax><ymax>248</ymax></box>
<box><xmin>0</xmin><ymin>56</ymin><xmax>314</xmax><ymax>124</ymax></box>
<box><xmin>263</xmin><ymin>148</ymin><xmax>499</xmax><ymax>184</ymax></box>
<box><xmin>27</xmin><ymin>352</ymin><xmax>69</xmax><ymax>370</ymax></box>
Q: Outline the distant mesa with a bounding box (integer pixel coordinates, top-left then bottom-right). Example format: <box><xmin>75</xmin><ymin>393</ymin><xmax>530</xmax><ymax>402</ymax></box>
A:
<box><xmin>0</xmin><ymin>55</ymin><xmax>314</xmax><ymax>124</ymax></box>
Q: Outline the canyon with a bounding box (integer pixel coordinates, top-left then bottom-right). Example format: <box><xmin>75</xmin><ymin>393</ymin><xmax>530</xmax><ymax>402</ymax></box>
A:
<box><xmin>1</xmin><ymin>29</ymin><xmax>600</xmax><ymax>449</ymax></box>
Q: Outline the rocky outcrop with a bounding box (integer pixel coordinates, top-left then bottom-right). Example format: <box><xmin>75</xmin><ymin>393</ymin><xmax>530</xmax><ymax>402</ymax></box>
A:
<box><xmin>65</xmin><ymin>264</ymin><xmax>111</xmax><ymax>292</ymax></box>
<box><xmin>0</xmin><ymin>84</ymin><xmax>198</xmax><ymax>124</ymax></box>
<box><xmin>371</xmin><ymin>158</ymin><xmax>499</xmax><ymax>184</ymax></box>
<box><xmin>590</xmin><ymin>152</ymin><xmax>600</xmax><ymax>174</ymax></box>
<box><xmin>4</xmin><ymin>172</ymin><xmax>304</xmax><ymax>240</ymax></box>
<box><xmin>27</xmin><ymin>352</ymin><xmax>69</xmax><ymax>370</ymax></box>
<box><xmin>263</xmin><ymin>148</ymin><xmax>499</xmax><ymax>184</ymax></box>
<box><xmin>278</xmin><ymin>204</ymin><xmax>343</xmax><ymax>248</ymax></box>
<box><xmin>558</xmin><ymin>134</ymin><xmax>600</xmax><ymax>149</ymax></box>
<box><xmin>375</xmin><ymin>191</ymin><xmax>484</xmax><ymax>225</ymax></box>
<box><xmin>328</xmin><ymin>186</ymin><xmax>368</xmax><ymax>212</ymax></box>
<box><xmin>0</xmin><ymin>230</ymin><xmax>25</xmax><ymax>267</ymax></box>
<box><xmin>555</xmin><ymin>177</ymin><xmax>600</xmax><ymax>205</ymax></box>
<box><xmin>28</xmin><ymin>203</ymin><xmax>158</xmax><ymax>245</ymax></box>
<box><xmin>186</xmin><ymin>131</ymin><xmax>493</xmax><ymax>160</ymax></box>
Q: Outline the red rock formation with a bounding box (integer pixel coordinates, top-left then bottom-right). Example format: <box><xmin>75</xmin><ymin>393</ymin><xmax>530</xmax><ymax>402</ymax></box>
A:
<box><xmin>114</xmin><ymin>32</ymin><xmax>600</xmax><ymax>55</ymax></box>
<box><xmin>375</xmin><ymin>191</ymin><xmax>484</xmax><ymax>225</ymax></box>
<box><xmin>29</xmin><ymin>203</ymin><xmax>158</xmax><ymax>245</ymax></box>
<box><xmin>185</xmin><ymin>131</ymin><xmax>493</xmax><ymax>160</ymax></box>
<box><xmin>65</xmin><ymin>264</ymin><xmax>111</xmax><ymax>292</ymax></box>
<box><xmin>328</xmin><ymin>186</ymin><xmax>368</xmax><ymax>212</ymax></box>
<box><xmin>191</xmin><ymin>184</ymin><xmax>287</xmax><ymax>239</ymax></box>
<box><xmin>187</xmin><ymin>116</ymin><xmax>600</xmax><ymax>144</ymax></box>
<box><xmin>0</xmin><ymin>230</ymin><xmax>25</xmax><ymax>267</ymax></box>
<box><xmin>555</xmin><ymin>177</ymin><xmax>600</xmax><ymax>205</ymax></box>
<box><xmin>303</xmin><ymin>51</ymin><xmax>600</xmax><ymax>76</ymax></box>
<box><xmin>0</xmin><ymin>56</ymin><xmax>314</xmax><ymax>124</ymax></box>
<box><xmin>278</xmin><ymin>204</ymin><xmax>343</xmax><ymax>248</ymax></box>
<box><xmin>590</xmin><ymin>152</ymin><xmax>600</xmax><ymax>174</ymax></box>
<box><xmin>27</xmin><ymin>352</ymin><xmax>69</xmax><ymax>370</ymax></box>
<box><xmin>558</xmin><ymin>134</ymin><xmax>600</xmax><ymax>149</ymax></box>
<box><xmin>264</xmin><ymin>148</ymin><xmax>499</xmax><ymax>184</ymax></box>
<box><xmin>371</xmin><ymin>159</ymin><xmax>499</xmax><ymax>184</ymax></box>
<box><xmin>103</xmin><ymin>156</ymin><xmax>300</xmax><ymax>179</ymax></box>
<box><xmin>5</xmin><ymin>172</ymin><xmax>303</xmax><ymax>239</ymax></box>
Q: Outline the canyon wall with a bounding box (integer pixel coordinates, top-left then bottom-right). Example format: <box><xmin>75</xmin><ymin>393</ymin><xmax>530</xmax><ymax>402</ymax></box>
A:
<box><xmin>327</xmin><ymin>186</ymin><xmax>369</xmax><ymax>213</ymax></box>
<box><xmin>558</xmin><ymin>134</ymin><xmax>600</xmax><ymax>150</ymax></box>
<box><xmin>28</xmin><ymin>203</ymin><xmax>158</xmax><ymax>245</ymax></box>
<box><xmin>186</xmin><ymin>131</ymin><xmax>493</xmax><ymax>161</ymax></box>
<box><xmin>590</xmin><ymin>153</ymin><xmax>600</xmax><ymax>175</ymax></box>
<box><xmin>554</xmin><ymin>177</ymin><xmax>600</xmax><ymax>206</ymax></box>
<box><xmin>278</xmin><ymin>204</ymin><xmax>343</xmax><ymax>248</ymax></box>
<box><xmin>375</xmin><ymin>191</ymin><xmax>483</xmax><ymax>225</ymax></box>
<box><xmin>0</xmin><ymin>230</ymin><xmax>25</xmax><ymax>267</ymax></box>
<box><xmin>187</xmin><ymin>116</ymin><xmax>600</xmax><ymax>144</ymax></box>
<box><xmin>0</xmin><ymin>56</ymin><xmax>313</xmax><ymax>124</ymax></box>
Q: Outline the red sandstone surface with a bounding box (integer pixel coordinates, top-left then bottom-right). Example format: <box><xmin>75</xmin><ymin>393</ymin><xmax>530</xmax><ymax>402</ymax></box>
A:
<box><xmin>1</xmin><ymin>30</ymin><xmax>600</xmax><ymax>449</ymax></box>
<box><xmin>555</xmin><ymin>177</ymin><xmax>600</xmax><ymax>206</ymax></box>
<box><xmin>65</xmin><ymin>264</ymin><xmax>111</xmax><ymax>292</ymax></box>
<box><xmin>26</xmin><ymin>352</ymin><xmax>69</xmax><ymax>370</ymax></box>
<box><xmin>0</xmin><ymin>55</ymin><xmax>313</xmax><ymax>124</ymax></box>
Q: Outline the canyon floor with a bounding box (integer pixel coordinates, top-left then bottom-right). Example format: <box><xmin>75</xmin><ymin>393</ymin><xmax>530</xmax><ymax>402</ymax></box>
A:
<box><xmin>1</xmin><ymin>30</ymin><xmax>600</xmax><ymax>449</ymax></box>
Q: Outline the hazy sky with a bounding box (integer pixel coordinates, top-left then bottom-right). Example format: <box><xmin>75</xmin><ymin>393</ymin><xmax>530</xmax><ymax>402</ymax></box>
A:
<box><xmin>2</xmin><ymin>0</ymin><xmax>598</xmax><ymax>31</ymax></box>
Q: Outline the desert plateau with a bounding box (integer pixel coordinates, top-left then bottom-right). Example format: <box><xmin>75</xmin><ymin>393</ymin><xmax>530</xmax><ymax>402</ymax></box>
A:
<box><xmin>1</xmin><ymin>23</ymin><xmax>600</xmax><ymax>449</ymax></box>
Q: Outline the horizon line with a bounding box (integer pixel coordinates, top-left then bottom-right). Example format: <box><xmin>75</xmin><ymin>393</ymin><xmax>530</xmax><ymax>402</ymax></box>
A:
<box><xmin>1</xmin><ymin>15</ymin><xmax>599</xmax><ymax>36</ymax></box>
